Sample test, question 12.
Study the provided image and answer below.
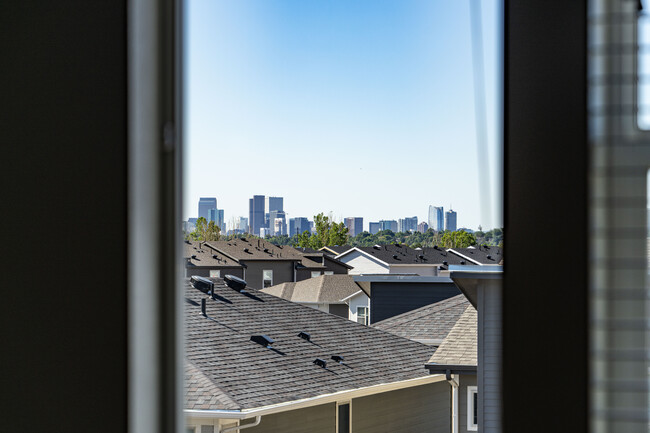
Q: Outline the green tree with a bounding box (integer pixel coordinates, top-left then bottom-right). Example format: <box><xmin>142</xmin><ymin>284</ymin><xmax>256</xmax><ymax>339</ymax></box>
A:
<box><xmin>193</xmin><ymin>217</ymin><xmax>220</xmax><ymax>241</ymax></box>
<box><xmin>441</xmin><ymin>230</ymin><xmax>477</xmax><ymax>248</ymax></box>
<box><xmin>292</xmin><ymin>213</ymin><xmax>349</xmax><ymax>249</ymax></box>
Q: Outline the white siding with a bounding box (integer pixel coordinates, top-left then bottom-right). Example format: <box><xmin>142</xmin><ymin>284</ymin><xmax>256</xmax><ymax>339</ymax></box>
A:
<box><xmin>347</xmin><ymin>292</ymin><xmax>370</xmax><ymax>324</ymax></box>
<box><xmin>339</xmin><ymin>250</ymin><xmax>389</xmax><ymax>275</ymax></box>
<box><xmin>389</xmin><ymin>265</ymin><xmax>437</xmax><ymax>276</ymax></box>
<box><xmin>477</xmin><ymin>279</ymin><xmax>502</xmax><ymax>433</ymax></box>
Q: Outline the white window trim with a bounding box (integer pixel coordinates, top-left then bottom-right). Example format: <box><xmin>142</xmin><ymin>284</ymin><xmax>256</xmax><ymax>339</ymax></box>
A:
<box><xmin>324</xmin><ymin>270</ymin><xmax>334</xmax><ymax>275</ymax></box>
<box><xmin>209</xmin><ymin>270</ymin><xmax>220</xmax><ymax>278</ymax></box>
<box><xmin>336</xmin><ymin>400</ymin><xmax>352</xmax><ymax>433</ymax></box>
<box><xmin>356</xmin><ymin>306</ymin><xmax>369</xmax><ymax>326</ymax></box>
<box><xmin>311</xmin><ymin>271</ymin><xmax>321</xmax><ymax>278</ymax></box>
<box><xmin>467</xmin><ymin>385</ymin><xmax>478</xmax><ymax>431</ymax></box>
<box><xmin>263</xmin><ymin>270</ymin><xmax>273</xmax><ymax>288</ymax></box>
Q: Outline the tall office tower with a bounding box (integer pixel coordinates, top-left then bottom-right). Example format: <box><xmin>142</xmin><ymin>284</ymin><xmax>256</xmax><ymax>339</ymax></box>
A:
<box><xmin>237</xmin><ymin>217</ymin><xmax>249</xmax><ymax>233</ymax></box>
<box><xmin>398</xmin><ymin>219</ymin><xmax>406</xmax><ymax>233</ymax></box>
<box><xmin>249</xmin><ymin>195</ymin><xmax>265</xmax><ymax>236</ymax></box>
<box><xmin>290</xmin><ymin>217</ymin><xmax>310</xmax><ymax>236</ymax></box>
<box><xmin>417</xmin><ymin>221</ymin><xmax>429</xmax><ymax>233</ymax></box>
<box><xmin>380</xmin><ymin>220</ymin><xmax>398</xmax><ymax>232</ymax></box>
<box><xmin>269</xmin><ymin>210</ymin><xmax>286</xmax><ymax>236</ymax></box>
<box><xmin>404</xmin><ymin>216</ymin><xmax>418</xmax><ymax>232</ymax></box>
<box><xmin>428</xmin><ymin>205</ymin><xmax>444</xmax><ymax>231</ymax></box>
<box><xmin>266</xmin><ymin>196</ymin><xmax>283</xmax><ymax>212</ymax></box>
<box><xmin>369</xmin><ymin>222</ymin><xmax>380</xmax><ymax>234</ymax></box>
<box><xmin>445</xmin><ymin>209</ymin><xmax>457</xmax><ymax>231</ymax></box>
<box><xmin>198</xmin><ymin>197</ymin><xmax>217</xmax><ymax>220</ymax></box>
<box><xmin>344</xmin><ymin>217</ymin><xmax>363</xmax><ymax>237</ymax></box>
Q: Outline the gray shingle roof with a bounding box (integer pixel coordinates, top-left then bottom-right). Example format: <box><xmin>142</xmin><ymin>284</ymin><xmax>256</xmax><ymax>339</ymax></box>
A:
<box><xmin>185</xmin><ymin>277</ymin><xmax>435</xmax><ymax>411</ymax></box>
<box><xmin>448</xmin><ymin>246</ymin><xmax>503</xmax><ymax>265</ymax></box>
<box><xmin>372</xmin><ymin>294</ymin><xmax>470</xmax><ymax>343</ymax></box>
<box><xmin>184</xmin><ymin>241</ymin><xmax>244</xmax><ymax>268</ymax></box>
<box><xmin>260</xmin><ymin>275</ymin><xmax>363</xmax><ymax>304</ymax></box>
<box><xmin>205</xmin><ymin>239</ymin><xmax>305</xmax><ymax>261</ymax></box>
<box><xmin>347</xmin><ymin>244</ymin><xmax>472</xmax><ymax>266</ymax></box>
<box><xmin>427</xmin><ymin>305</ymin><xmax>477</xmax><ymax>366</ymax></box>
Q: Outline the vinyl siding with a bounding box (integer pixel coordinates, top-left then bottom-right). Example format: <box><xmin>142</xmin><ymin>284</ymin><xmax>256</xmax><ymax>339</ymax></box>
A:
<box><xmin>246</xmin><ymin>403</ymin><xmax>335</xmax><ymax>433</ymax></box>
<box><xmin>352</xmin><ymin>382</ymin><xmax>450</xmax><ymax>433</ymax></box>
<box><xmin>477</xmin><ymin>280</ymin><xmax>502</xmax><ymax>433</ymax></box>
<box><xmin>459</xmin><ymin>375</ymin><xmax>477</xmax><ymax>433</ymax></box>
<box><xmin>369</xmin><ymin>282</ymin><xmax>461</xmax><ymax>324</ymax></box>
<box><xmin>242</xmin><ymin>261</ymin><xmax>296</xmax><ymax>289</ymax></box>
<box><xmin>340</xmin><ymin>251</ymin><xmax>389</xmax><ymax>275</ymax></box>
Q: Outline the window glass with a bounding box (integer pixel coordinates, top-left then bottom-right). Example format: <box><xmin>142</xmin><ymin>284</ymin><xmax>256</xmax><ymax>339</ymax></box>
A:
<box><xmin>337</xmin><ymin>403</ymin><xmax>350</xmax><ymax>433</ymax></box>
<box><xmin>324</xmin><ymin>271</ymin><xmax>334</xmax><ymax>275</ymax></box>
<box><xmin>356</xmin><ymin>307</ymin><xmax>369</xmax><ymax>326</ymax></box>
<box><xmin>263</xmin><ymin>270</ymin><xmax>273</xmax><ymax>288</ymax></box>
<box><xmin>467</xmin><ymin>386</ymin><xmax>478</xmax><ymax>431</ymax></box>
<box><xmin>209</xmin><ymin>269</ymin><xmax>220</xmax><ymax>278</ymax></box>
<box><xmin>311</xmin><ymin>271</ymin><xmax>321</xmax><ymax>278</ymax></box>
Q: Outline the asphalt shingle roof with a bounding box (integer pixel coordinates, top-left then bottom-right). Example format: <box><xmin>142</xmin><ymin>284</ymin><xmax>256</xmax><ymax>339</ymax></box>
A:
<box><xmin>344</xmin><ymin>244</ymin><xmax>472</xmax><ymax>266</ymax></box>
<box><xmin>427</xmin><ymin>305</ymin><xmax>477</xmax><ymax>366</ymax></box>
<box><xmin>204</xmin><ymin>239</ymin><xmax>305</xmax><ymax>261</ymax></box>
<box><xmin>185</xmin><ymin>277</ymin><xmax>435</xmax><ymax>411</ymax></box>
<box><xmin>184</xmin><ymin>241</ymin><xmax>243</xmax><ymax>268</ymax></box>
<box><xmin>372</xmin><ymin>294</ymin><xmax>470</xmax><ymax>343</ymax></box>
<box><xmin>448</xmin><ymin>246</ymin><xmax>503</xmax><ymax>265</ymax></box>
<box><xmin>260</xmin><ymin>275</ymin><xmax>363</xmax><ymax>304</ymax></box>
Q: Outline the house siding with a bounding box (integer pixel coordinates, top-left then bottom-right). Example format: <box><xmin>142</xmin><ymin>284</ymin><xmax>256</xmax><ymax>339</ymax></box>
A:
<box><xmin>329</xmin><ymin>303</ymin><xmax>348</xmax><ymax>318</ymax></box>
<box><xmin>389</xmin><ymin>265</ymin><xmax>437</xmax><ymax>276</ymax></box>
<box><xmin>369</xmin><ymin>282</ymin><xmax>461</xmax><ymax>324</ymax></box>
<box><xmin>246</xmin><ymin>403</ymin><xmax>335</xmax><ymax>433</ymax></box>
<box><xmin>352</xmin><ymin>382</ymin><xmax>450</xmax><ymax>433</ymax></box>
<box><xmin>459</xmin><ymin>375</ymin><xmax>477</xmax><ymax>433</ymax></box>
<box><xmin>348</xmin><ymin>292</ymin><xmax>370</xmax><ymax>324</ymax></box>
<box><xmin>242</xmin><ymin>261</ymin><xmax>296</xmax><ymax>289</ymax></box>
<box><xmin>477</xmin><ymin>280</ymin><xmax>502</xmax><ymax>433</ymax></box>
<box><xmin>340</xmin><ymin>251</ymin><xmax>389</xmax><ymax>275</ymax></box>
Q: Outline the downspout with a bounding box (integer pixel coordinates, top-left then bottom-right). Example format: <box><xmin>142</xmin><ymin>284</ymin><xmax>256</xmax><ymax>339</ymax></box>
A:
<box><xmin>220</xmin><ymin>416</ymin><xmax>262</xmax><ymax>433</ymax></box>
<box><xmin>446</xmin><ymin>370</ymin><xmax>459</xmax><ymax>433</ymax></box>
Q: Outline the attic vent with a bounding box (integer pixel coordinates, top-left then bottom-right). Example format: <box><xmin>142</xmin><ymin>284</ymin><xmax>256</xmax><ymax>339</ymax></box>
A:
<box><xmin>191</xmin><ymin>255</ymin><xmax>197</xmax><ymax>259</ymax></box>
<box><xmin>373</xmin><ymin>245</ymin><xmax>381</xmax><ymax>250</ymax></box>
<box><xmin>418</xmin><ymin>254</ymin><xmax>425</xmax><ymax>259</ymax></box>
<box><xmin>313</xmin><ymin>358</ymin><xmax>327</xmax><ymax>368</ymax></box>
<box><xmin>298</xmin><ymin>331</ymin><xmax>311</xmax><ymax>341</ymax></box>
<box><xmin>487</xmin><ymin>255</ymin><xmax>493</xmax><ymax>260</ymax></box>
<box><xmin>264</xmin><ymin>248</ymin><xmax>269</xmax><ymax>253</ymax></box>
<box><xmin>250</xmin><ymin>335</ymin><xmax>274</xmax><ymax>348</ymax></box>
<box><xmin>212</xmin><ymin>254</ymin><xmax>218</xmax><ymax>259</ymax></box>
<box><xmin>460</xmin><ymin>261</ymin><xmax>466</xmax><ymax>265</ymax></box>
<box><xmin>190</xmin><ymin>275</ymin><xmax>214</xmax><ymax>295</ymax></box>
<box><xmin>244</xmin><ymin>248</ymin><xmax>249</xmax><ymax>253</ymax></box>
<box><xmin>224</xmin><ymin>274</ymin><xmax>247</xmax><ymax>292</ymax></box>
<box><xmin>240</xmin><ymin>237</ymin><xmax>247</xmax><ymax>242</ymax></box>
<box><xmin>443</xmin><ymin>261</ymin><xmax>448</xmax><ymax>266</ymax></box>
<box><xmin>433</xmin><ymin>245</ymin><xmax>439</xmax><ymax>250</ymax></box>
<box><xmin>185</xmin><ymin>239</ymin><xmax>191</xmax><ymax>244</ymax></box>
<box><xmin>331</xmin><ymin>355</ymin><xmax>344</xmax><ymax>363</ymax></box>
<box><xmin>392</xmin><ymin>255</ymin><xmax>399</xmax><ymax>260</ymax></box>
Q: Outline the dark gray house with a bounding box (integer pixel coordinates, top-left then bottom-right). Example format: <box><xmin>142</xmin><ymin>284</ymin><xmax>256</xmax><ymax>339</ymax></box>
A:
<box><xmin>184</xmin><ymin>276</ymin><xmax>456</xmax><ymax>433</ymax></box>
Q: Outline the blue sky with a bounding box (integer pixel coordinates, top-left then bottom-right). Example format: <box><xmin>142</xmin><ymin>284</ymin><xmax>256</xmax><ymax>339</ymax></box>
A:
<box><xmin>184</xmin><ymin>0</ymin><xmax>502</xmax><ymax>231</ymax></box>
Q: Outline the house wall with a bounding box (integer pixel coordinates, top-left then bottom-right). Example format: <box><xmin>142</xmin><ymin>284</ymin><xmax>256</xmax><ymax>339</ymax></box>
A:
<box><xmin>348</xmin><ymin>292</ymin><xmax>370</xmax><ymax>323</ymax></box>
<box><xmin>352</xmin><ymin>381</ymin><xmax>450</xmax><ymax>433</ymax></box>
<box><xmin>389</xmin><ymin>265</ymin><xmax>437</xmax><ymax>276</ymax></box>
<box><xmin>324</xmin><ymin>257</ymin><xmax>351</xmax><ymax>275</ymax></box>
<box><xmin>242</xmin><ymin>261</ymin><xmax>296</xmax><ymax>289</ymax></box>
<box><xmin>185</xmin><ymin>267</ymin><xmax>243</xmax><ymax>279</ymax></box>
<box><xmin>300</xmin><ymin>302</ymin><xmax>329</xmax><ymax>314</ymax></box>
<box><xmin>459</xmin><ymin>375</ymin><xmax>478</xmax><ymax>433</ymax></box>
<box><xmin>295</xmin><ymin>268</ymin><xmax>323</xmax><ymax>282</ymax></box>
<box><xmin>328</xmin><ymin>303</ymin><xmax>348</xmax><ymax>318</ymax></box>
<box><xmin>477</xmin><ymin>279</ymin><xmax>502</xmax><ymax>433</ymax></box>
<box><xmin>244</xmin><ymin>404</ymin><xmax>336</xmax><ymax>433</ymax></box>
<box><xmin>339</xmin><ymin>250</ymin><xmax>389</xmax><ymax>275</ymax></box>
<box><xmin>369</xmin><ymin>282</ymin><xmax>461</xmax><ymax>324</ymax></box>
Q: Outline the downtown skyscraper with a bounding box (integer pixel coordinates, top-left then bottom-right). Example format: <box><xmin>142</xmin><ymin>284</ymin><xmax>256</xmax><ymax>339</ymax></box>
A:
<box><xmin>344</xmin><ymin>217</ymin><xmax>363</xmax><ymax>237</ymax></box>
<box><xmin>198</xmin><ymin>197</ymin><xmax>217</xmax><ymax>220</ymax></box>
<box><xmin>428</xmin><ymin>205</ymin><xmax>444</xmax><ymax>231</ymax></box>
<box><xmin>445</xmin><ymin>209</ymin><xmax>457</xmax><ymax>231</ymax></box>
<box><xmin>248</xmin><ymin>195</ymin><xmax>265</xmax><ymax>236</ymax></box>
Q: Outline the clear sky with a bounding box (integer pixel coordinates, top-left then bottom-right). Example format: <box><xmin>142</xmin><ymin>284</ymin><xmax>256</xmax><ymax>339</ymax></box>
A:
<box><xmin>184</xmin><ymin>0</ymin><xmax>502</xmax><ymax>231</ymax></box>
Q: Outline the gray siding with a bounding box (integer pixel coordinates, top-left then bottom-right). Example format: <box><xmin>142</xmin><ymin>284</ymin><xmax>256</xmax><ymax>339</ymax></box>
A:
<box><xmin>352</xmin><ymin>382</ymin><xmax>450</xmax><ymax>433</ymax></box>
<box><xmin>370</xmin><ymin>282</ymin><xmax>461</xmax><ymax>323</ymax></box>
<box><xmin>184</xmin><ymin>267</ymin><xmax>243</xmax><ymax>279</ymax></box>
<box><xmin>242</xmin><ymin>261</ymin><xmax>296</xmax><ymax>289</ymax></box>
<box><xmin>247</xmin><ymin>403</ymin><xmax>335</xmax><ymax>433</ymax></box>
<box><xmin>477</xmin><ymin>280</ymin><xmax>501</xmax><ymax>433</ymax></box>
<box><xmin>459</xmin><ymin>375</ymin><xmax>477</xmax><ymax>433</ymax></box>
<box><xmin>329</xmin><ymin>303</ymin><xmax>348</xmax><ymax>318</ymax></box>
<box><xmin>295</xmin><ymin>268</ymin><xmax>320</xmax><ymax>282</ymax></box>
<box><xmin>324</xmin><ymin>257</ymin><xmax>351</xmax><ymax>275</ymax></box>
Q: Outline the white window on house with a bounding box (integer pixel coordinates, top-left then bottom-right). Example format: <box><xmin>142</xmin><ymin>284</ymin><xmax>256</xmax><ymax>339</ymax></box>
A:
<box><xmin>336</xmin><ymin>401</ymin><xmax>351</xmax><ymax>433</ymax></box>
<box><xmin>311</xmin><ymin>271</ymin><xmax>321</xmax><ymax>278</ymax></box>
<box><xmin>209</xmin><ymin>269</ymin><xmax>220</xmax><ymax>278</ymax></box>
<box><xmin>324</xmin><ymin>271</ymin><xmax>334</xmax><ymax>275</ymax></box>
<box><xmin>263</xmin><ymin>270</ymin><xmax>273</xmax><ymax>288</ymax></box>
<box><xmin>467</xmin><ymin>386</ymin><xmax>478</xmax><ymax>431</ymax></box>
<box><xmin>200</xmin><ymin>426</ymin><xmax>214</xmax><ymax>433</ymax></box>
<box><xmin>356</xmin><ymin>306</ymin><xmax>369</xmax><ymax>326</ymax></box>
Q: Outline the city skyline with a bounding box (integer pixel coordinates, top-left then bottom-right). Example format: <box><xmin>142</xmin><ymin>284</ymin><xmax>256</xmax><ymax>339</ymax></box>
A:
<box><xmin>184</xmin><ymin>0</ymin><xmax>502</xmax><ymax>231</ymax></box>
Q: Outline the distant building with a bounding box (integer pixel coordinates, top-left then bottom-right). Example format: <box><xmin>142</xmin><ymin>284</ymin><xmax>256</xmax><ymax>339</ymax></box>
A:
<box><xmin>417</xmin><ymin>221</ymin><xmax>429</xmax><ymax>233</ymax></box>
<box><xmin>236</xmin><ymin>216</ymin><xmax>248</xmax><ymax>233</ymax></box>
<box><xmin>290</xmin><ymin>217</ymin><xmax>310</xmax><ymax>236</ymax></box>
<box><xmin>248</xmin><ymin>195</ymin><xmax>265</xmax><ymax>236</ymax></box>
<box><xmin>379</xmin><ymin>220</ymin><xmax>398</xmax><ymax>233</ymax></box>
<box><xmin>266</xmin><ymin>196</ymin><xmax>283</xmax><ymax>212</ymax></box>
<box><xmin>259</xmin><ymin>227</ymin><xmax>269</xmax><ymax>238</ymax></box>
<box><xmin>198</xmin><ymin>197</ymin><xmax>217</xmax><ymax>221</ymax></box>
<box><xmin>398</xmin><ymin>216</ymin><xmax>418</xmax><ymax>233</ymax></box>
<box><xmin>369</xmin><ymin>222</ymin><xmax>381</xmax><ymax>234</ymax></box>
<box><xmin>428</xmin><ymin>206</ymin><xmax>444</xmax><ymax>231</ymax></box>
<box><xmin>344</xmin><ymin>217</ymin><xmax>363</xmax><ymax>237</ymax></box>
<box><xmin>445</xmin><ymin>209</ymin><xmax>457</xmax><ymax>231</ymax></box>
<box><xmin>208</xmin><ymin>208</ymin><xmax>225</xmax><ymax>233</ymax></box>
<box><xmin>269</xmin><ymin>209</ymin><xmax>286</xmax><ymax>236</ymax></box>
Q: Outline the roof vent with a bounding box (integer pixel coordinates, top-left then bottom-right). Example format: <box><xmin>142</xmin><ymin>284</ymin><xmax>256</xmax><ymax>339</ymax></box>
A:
<box><xmin>264</xmin><ymin>248</ymin><xmax>269</xmax><ymax>253</ymax></box>
<box><xmin>185</xmin><ymin>239</ymin><xmax>191</xmax><ymax>244</ymax></box>
<box><xmin>460</xmin><ymin>261</ymin><xmax>466</xmax><ymax>265</ymax></box>
<box><xmin>443</xmin><ymin>261</ymin><xmax>448</xmax><ymax>266</ymax></box>
<box><xmin>331</xmin><ymin>355</ymin><xmax>344</xmax><ymax>363</ymax></box>
<box><xmin>240</xmin><ymin>237</ymin><xmax>247</xmax><ymax>241</ymax></box>
<box><xmin>191</xmin><ymin>255</ymin><xmax>197</xmax><ymax>260</ymax></box>
<box><xmin>244</xmin><ymin>248</ymin><xmax>249</xmax><ymax>253</ymax></box>
<box><xmin>313</xmin><ymin>358</ymin><xmax>327</xmax><ymax>368</ymax></box>
<box><xmin>201</xmin><ymin>298</ymin><xmax>208</xmax><ymax>317</ymax></box>
<box><xmin>392</xmin><ymin>255</ymin><xmax>398</xmax><ymax>260</ymax></box>
<box><xmin>298</xmin><ymin>331</ymin><xmax>311</xmax><ymax>341</ymax></box>
<box><xmin>373</xmin><ymin>245</ymin><xmax>381</xmax><ymax>250</ymax></box>
<box><xmin>418</xmin><ymin>254</ymin><xmax>425</xmax><ymax>259</ymax></box>
<box><xmin>190</xmin><ymin>275</ymin><xmax>214</xmax><ymax>295</ymax></box>
<box><xmin>212</xmin><ymin>254</ymin><xmax>219</xmax><ymax>259</ymax></box>
<box><xmin>250</xmin><ymin>335</ymin><xmax>274</xmax><ymax>348</ymax></box>
<box><xmin>487</xmin><ymin>255</ymin><xmax>493</xmax><ymax>260</ymax></box>
<box><xmin>224</xmin><ymin>274</ymin><xmax>247</xmax><ymax>292</ymax></box>
<box><xmin>433</xmin><ymin>245</ymin><xmax>439</xmax><ymax>250</ymax></box>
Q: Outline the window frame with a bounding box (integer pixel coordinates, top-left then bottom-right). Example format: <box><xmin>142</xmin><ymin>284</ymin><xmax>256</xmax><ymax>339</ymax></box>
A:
<box><xmin>356</xmin><ymin>306</ymin><xmax>369</xmax><ymax>326</ymax></box>
<box><xmin>311</xmin><ymin>271</ymin><xmax>321</xmax><ymax>278</ymax></box>
<box><xmin>336</xmin><ymin>400</ymin><xmax>351</xmax><ymax>433</ymax></box>
<box><xmin>467</xmin><ymin>386</ymin><xmax>478</xmax><ymax>431</ymax></box>
<box><xmin>209</xmin><ymin>269</ymin><xmax>220</xmax><ymax>278</ymax></box>
<box><xmin>324</xmin><ymin>270</ymin><xmax>334</xmax><ymax>275</ymax></box>
<box><xmin>262</xmin><ymin>269</ymin><xmax>273</xmax><ymax>288</ymax></box>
